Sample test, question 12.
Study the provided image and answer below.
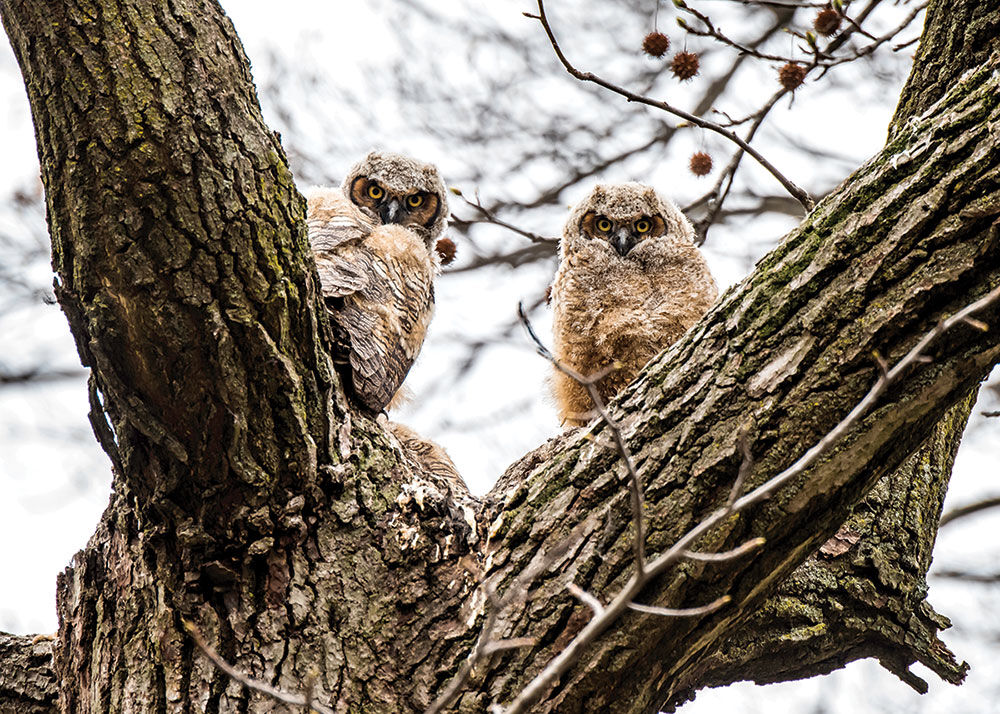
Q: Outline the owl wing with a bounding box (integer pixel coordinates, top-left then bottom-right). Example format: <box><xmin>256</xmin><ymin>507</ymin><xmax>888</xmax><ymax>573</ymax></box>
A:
<box><xmin>307</xmin><ymin>190</ymin><xmax>377</xmax><ymax>298</ymax></box>
<box><xmin>339</xmin><ymin>225</ymin><xmax>435</xmax><ymax>411</ymax></box>
<box><xmin>306</xmin><ymin>190</ymin><xmax>436</xmax><ymax>412</ymax></box>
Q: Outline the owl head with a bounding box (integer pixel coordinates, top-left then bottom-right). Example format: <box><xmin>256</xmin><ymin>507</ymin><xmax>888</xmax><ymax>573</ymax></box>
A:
<box><xmin>342</xmin><ymin>150</ymin><xmax>449</xmax><ymax>243</ymax></box>
<box><xmin>562</xmin><ymin>182</ymin><xmax>694</xmax><ymax>258</ymax></box>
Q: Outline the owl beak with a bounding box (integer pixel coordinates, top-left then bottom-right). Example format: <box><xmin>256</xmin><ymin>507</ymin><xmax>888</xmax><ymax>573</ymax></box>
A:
<box><xmin>613</xmin><ymin>228</ymin><xmax>634</xmax><ymax>256</ymax></box>
<box><xmin>379</xmin><ymin>198</ymin><xmax>403</xmax><ymax>225</ymax></box>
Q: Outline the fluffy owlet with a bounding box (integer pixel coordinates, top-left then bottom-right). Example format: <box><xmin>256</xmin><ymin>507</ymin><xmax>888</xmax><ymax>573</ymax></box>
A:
<box><xmin>550</xmin><ymin>182</ymin><xmax>718</xmax><ymax>427</ymax></box>
<box><xmin>307</xmin><ymin>151</ymin><xmax>449</xmax><ymax>412</ymax></box>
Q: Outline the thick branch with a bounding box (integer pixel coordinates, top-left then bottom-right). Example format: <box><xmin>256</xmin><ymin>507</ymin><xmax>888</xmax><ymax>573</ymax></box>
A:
<box><xmin>474</xmin><ymin>56</ymin><xmax>1000</xmax><ymax>712</ymax></box>
<box><xmin>892</xmin><ymin>2</ymin><xmax>1000</xmax><ymax>132</ymax></box>
<box><xmin>688</xmin><ymin>394</ymin><xmax>976</xmax><ymax>700</ymax></box>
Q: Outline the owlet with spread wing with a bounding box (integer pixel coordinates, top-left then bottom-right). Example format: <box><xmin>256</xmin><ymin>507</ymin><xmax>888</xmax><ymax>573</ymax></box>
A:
<box><xmin>550</xmin><ymin>182</ymin><xmax>718</xmax><ymax>427</ymax></box>
<box><xmin>307</xmin><ymin>151</ymin><xmax>449</xmax><ymax>413</ymax></box>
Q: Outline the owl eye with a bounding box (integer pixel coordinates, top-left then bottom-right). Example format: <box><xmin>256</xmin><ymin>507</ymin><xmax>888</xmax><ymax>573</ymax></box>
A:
<box><xmin>634</xmin><ymin>219</ymin><xmax>651</xmax><ymax>234</ymax></box>
<box><xmin>596</xmin><ymin>218</ymin><xmax>613</xmax><ymax>233</ymax></box>
<box><xmin>406</xmin><ymin>194</ymin><xmax>424</xmax><ymax>208</ymax></box>
<box><xmin>367</xmin><ymin>184</ymin><xmax>384</xmax><ymax>200</ymax></box>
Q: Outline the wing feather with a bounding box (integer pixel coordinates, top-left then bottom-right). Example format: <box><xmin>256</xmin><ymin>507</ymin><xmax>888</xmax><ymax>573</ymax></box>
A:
<box><xmin>306</xmin><ymin>194</ymin><xmax>435</xmax><ymax>411</ymax></box>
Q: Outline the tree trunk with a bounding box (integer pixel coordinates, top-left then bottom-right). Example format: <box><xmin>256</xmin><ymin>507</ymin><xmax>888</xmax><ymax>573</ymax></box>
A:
<box><xmin>0</xmin><ymin>1</ymin><xmax>997</xmax><ymax>713</ymax></box>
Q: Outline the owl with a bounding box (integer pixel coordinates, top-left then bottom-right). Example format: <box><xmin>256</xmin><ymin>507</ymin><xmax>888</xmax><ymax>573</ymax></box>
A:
<box><xmin>387</xmin><ymin>421</ymin><xmax>467</xmax><ymax>495</ymax></box>
<box><xmin>307</xmin><ymin>151</ymin><xmax>449</xmax><ymax>413</ymax></box>
<box><xmin>550</xmin><ymin>182</ymin><xmax>718</xmax><ymax>427</ymax></box>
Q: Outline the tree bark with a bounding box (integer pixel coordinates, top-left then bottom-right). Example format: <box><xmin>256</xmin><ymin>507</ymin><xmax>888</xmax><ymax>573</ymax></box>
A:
<box><xmin>689</xmin><ymin>394</ymin><xmax>975</xmax><ymax>699</ymax></box>
<box><xmin>0</xmin><ymin>1</ymin><xmax>997</xmax><ymax>714</ymax></box>
<box><xmin>0</xmin><ymin>635</ymin><xmax>57</xmax><ymax>714</ymax></box>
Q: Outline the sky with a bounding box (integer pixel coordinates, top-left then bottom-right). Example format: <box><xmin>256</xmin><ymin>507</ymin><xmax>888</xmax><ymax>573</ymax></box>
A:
<box><xmin>0</xmin><ymin>2</ymin><xmax>998</xmax><ymax>712</ymax></box>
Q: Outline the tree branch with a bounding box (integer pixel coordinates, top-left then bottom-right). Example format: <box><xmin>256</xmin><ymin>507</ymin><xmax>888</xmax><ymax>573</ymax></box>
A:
<box><xmin>476</xmin><ymin>53</ymin><xmax>1000</xmax><ymax>711</ymax></box>
<box><xmin>527</xmin><ymin>0</ymin><xmax>815</xmax><ymax>210</ymax></box>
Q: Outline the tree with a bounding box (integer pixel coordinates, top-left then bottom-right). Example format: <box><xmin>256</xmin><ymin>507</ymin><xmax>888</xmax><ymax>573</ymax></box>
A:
<box><xmin>0</xmin><ymin>0</ymin><xmax>997</xmax><ymax>712</ymax></box>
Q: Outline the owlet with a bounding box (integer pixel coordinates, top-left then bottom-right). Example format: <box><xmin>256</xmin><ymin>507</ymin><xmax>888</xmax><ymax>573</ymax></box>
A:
<box><xmin>307</xmin><ymin>150</ymin><xmax>449</xmax><ymax>413</ymax></box>
<box><xmin>550</xmin><ymin>182</ymin><xmax>718</xmax><ymax>426</ymax></box>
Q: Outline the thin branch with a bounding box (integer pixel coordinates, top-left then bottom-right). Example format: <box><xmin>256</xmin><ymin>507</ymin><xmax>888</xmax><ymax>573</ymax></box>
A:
<box><xmin>728</xmin><ymin>430</ymin><xmax>754</xmax><ymax>506</ymax></box>
<box><xmin>627</xmin><ymin>595</ymin><xmax>731</xmax><ymax>618</ymax></box>
<box><xmin>678</xmin><ymin>6</ymin><xmax>795</xmax><ymax>64</ymax></box>
<box><xmin>818</xmin><ymin>2</ymin><xmax>928</xmax><ymax>74</ymax></box>
<box><xmin>687</xmin><ymin>86</ymin><xmax>787</xmax><ymax>244</ymax></box>
<box><xmin>939</xmin><ymin>496</ymin><xmax>1000</xmax><ymax>527</ymax></box>
<box><xmin>568</xmin><ymin>583</ymin><xmax>605</xmax><ymax>617</ymax></box>
<box><xmin>683</xmin><ymin>537</ymin><xmax>766</xmax><ymax>562</ymax></box>
<box><xmin>518</xmin><ymin>302</ymin><xmax>647</xmax><ymax>575</ymax></box>
<box><xmin>0</xmin><ymin>367</ymin><xmax>86</xmax><ymax>385</ymax></box>
<box><xmin>182</xmin><ymin>620</ymin><xmax>336</xmax><ymax>714</ymax></box>
<box><xmin>452</xmin><ymin>189</ymin><xmax>556</xmax><ymax>245</ymax></box>
<box><xmin>932</xmin><ymin>570</ymin><xmax>1000</xmax><ymax>583</ymax></box>
<box><xmin>442</xmin><ymin>242</ymin><xmax>555</xmax><ymax>275</ymax></box>
<box><xmin>527</xmin><ymin>1</ymin><xmax>815</xmax><ymax>211</ymax></box>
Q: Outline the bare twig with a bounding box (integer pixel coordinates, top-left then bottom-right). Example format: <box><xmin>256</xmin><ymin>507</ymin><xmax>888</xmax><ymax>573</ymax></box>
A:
<box><xmin>0</xmin><ymin>367</ymin><xmax>86</xmax><ymax>384</ymax></box>
<box><xmin>676</xmin><ymin>0</ymin><xmax>923</xmax><ymax>241</ymax></box>
<box><xmin>728</xmin><ymin>429</ymin><xmax>755</xmax><ymax>506</ymax></box>
<box><xmin>500</xmin><ymin>286</ymin><xmax>1000</xmax><ymax>713</ymax></box>
<box><xmin>526</xmin><ymin>1</ymin><xmax>815</xmax><ymax>211</ymax></box>
<box><xmin>683</xmin><ymin>537</ymin><xmax>767</xmax><ymax>562</ymax></box>
<box><xmin>518</xmin><ymin>302</ymin><xmax>648</xmax><ymax>574</ymax></box>
<box><xmin>182</xmin><ymin>620</ymin><xmax>337</xmax><ymax>714</ymax></box>
<box><xmin>817</xmin><ymin>2</ymin><xmax>928</xmax><ymax>74</ymax></box>
<box><xmin>939</xmin><ymin>496</ymin><xmax>1000</xmax><ymax>527</ymax></box>
<box><xmin>678</xmin><ymin>5</ymin><xmax>795</xmax><ymax>64</ymax></box>
<box><xmin>568</xmin><ymin>583</ymin><xmax>605</xmax><ymax>616</ymax></box>
<box><xmin>452</xmin><ymin>189</ymin><xmax>557</xmax><ymax>245</ymax></box>
<box><xmin>932</xmin><ymin>569</ymin><xmax>1000</xmax><ymax>583</ymax></box>
<box><xmin>627</xmin><ymin>594</ymin><xmax>731</xmax><ymax>618</ymax></box>
<box><xmin>686</xmin><ymin>87</ymin><xmax>787</xmax><ymax>244</ymax></box>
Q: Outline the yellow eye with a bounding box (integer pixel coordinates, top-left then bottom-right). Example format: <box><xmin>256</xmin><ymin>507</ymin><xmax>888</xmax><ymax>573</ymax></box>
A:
<box><xmin>635</xmin><ymin>219</ymin><xmax>651</xmax><ymax>234</ymax></box>
<box><xmin>367</xmin><ymin>184</ymin><xmax>383</xmax><ymax>200</ymax></box>
<box><xmin>596</xmin><ymin>218</ymin><xmax>613</xmax><ymax>233</ymax></box>
<box><xmin>407</xmin><ymin>194</ymin><xmax>424</xmax><ymax>208</ymax></box>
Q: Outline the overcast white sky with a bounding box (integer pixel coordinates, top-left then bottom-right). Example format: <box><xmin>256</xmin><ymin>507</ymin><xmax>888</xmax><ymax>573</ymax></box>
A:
<box><xmin>0</xmin><ymin>2</ymin><xmax>998</xmax><ymax>712</ymax></box>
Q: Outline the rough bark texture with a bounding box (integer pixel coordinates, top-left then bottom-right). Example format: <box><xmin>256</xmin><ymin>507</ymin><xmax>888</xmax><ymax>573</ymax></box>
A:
<box><xmin>0</xmin><ymin>1</ymin><xmax>998</xmax><ymax>713</ymax></box>
<box><xmin>0</xmin><ymin>1</ymin><xmax>477</xmax><ymax>712</ymax></box>
<box><xmin>0</xmin><ymin>635</ymin><xmax>57</xmax><ymax>714</ymax></box>
<box><xmin>690</xmin><ymin>395</ymin><xmax>975</xmax><ymax>698</ymax></box>
<box><xmin>473</xmin><ymin>47</ymin><xmax>1000</xmax><ymax>711</ymax></box>
<box><xmin>891</xmin><ymin>1</ymin><xmax>1000</xmax><ymax>133</ymax></box>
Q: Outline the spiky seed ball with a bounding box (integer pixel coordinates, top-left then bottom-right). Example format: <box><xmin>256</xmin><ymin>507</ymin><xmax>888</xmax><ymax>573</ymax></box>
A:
<box><xmin>435</xmin><ymin>237</ymin><xmax>457</xmax><ymax>266</ymax></box>
<box><xmin>689</xmin><ymin>152</ymin><xmax>713</xmax><ymax>177</ymax></box>
<box><xmin>813</xmin><ymin>8</ymin><xmax>841</xmax><ymax>35</ymax></box>
<box><xmin>642</xmin><ymin>31</ymin><xmax>671</xmax><ymax>58</ymax></box>
<box><xmin>671</xmin><ymin>51</ymin><xmax>700</xmax><ymax>81</ymax></box>
<box><xmin>779</xmin><ymin>62</ymin><xmax>807</xmax><ymax>91</ymax></box>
